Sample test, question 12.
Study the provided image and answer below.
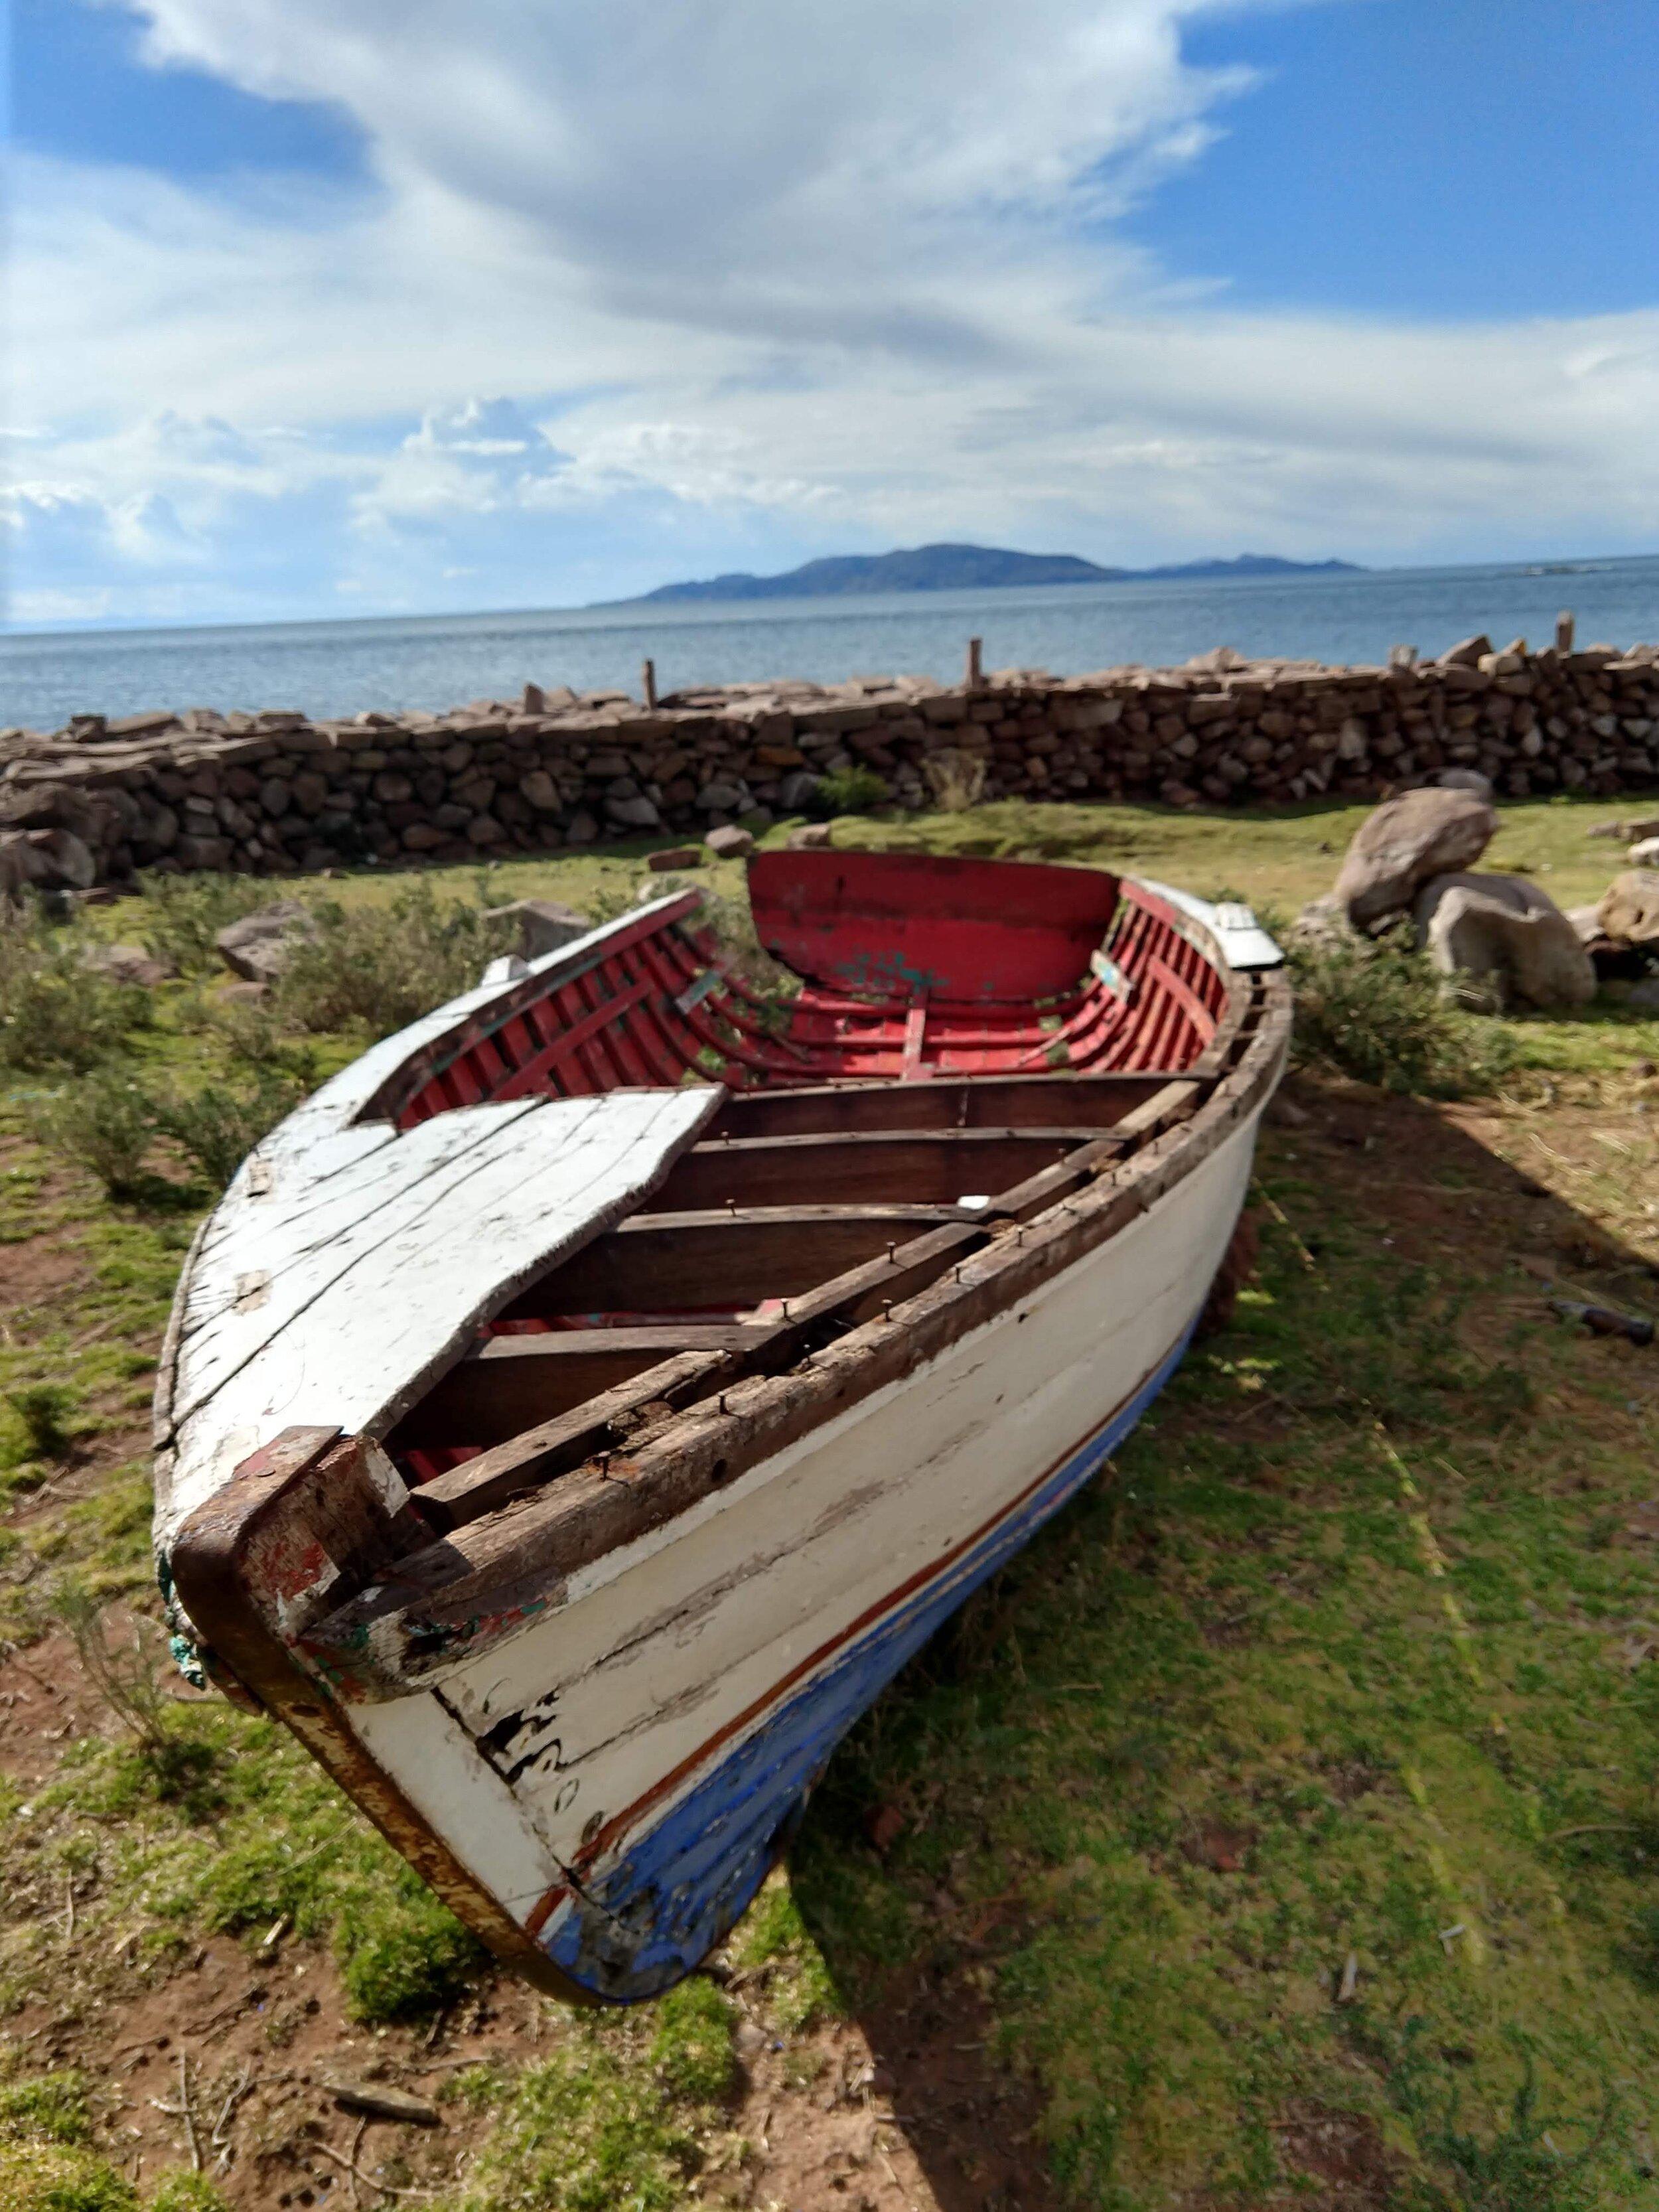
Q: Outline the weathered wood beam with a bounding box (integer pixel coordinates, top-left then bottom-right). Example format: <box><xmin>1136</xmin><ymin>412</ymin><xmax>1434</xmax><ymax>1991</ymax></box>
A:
<box><xmin>703</xmin><ymin>1072</ymin><xmax>1179</xmax><ymax>1141</ymax></box>
<box><xmin>388</xmin><ymin>1324</ymin><xmax>777</xmax><ymax>1451</ymax></box>
<box><xmin>642</xmin><ymin>1126</ymin><xmax>1110</xmax><ymax>1213</ymax></box>
<box><xmin>496</xmin><ymin>1204</ymin><xmax>965</xmax><ymax>1321</ymax></box>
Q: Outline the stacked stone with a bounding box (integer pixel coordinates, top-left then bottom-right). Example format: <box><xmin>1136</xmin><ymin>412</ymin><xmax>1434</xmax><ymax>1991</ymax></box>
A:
<box><xmin>4</xmin><ymin>634</ymin><xmax>1658</xmax><ymax>893</ymax></box>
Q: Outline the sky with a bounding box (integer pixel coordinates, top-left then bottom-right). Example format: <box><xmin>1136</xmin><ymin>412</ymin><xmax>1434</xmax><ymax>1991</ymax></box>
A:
<box><xmin>5</xmin><ymin>0</ymin><xmax>1659</xmax><ymax>630</ymax></box>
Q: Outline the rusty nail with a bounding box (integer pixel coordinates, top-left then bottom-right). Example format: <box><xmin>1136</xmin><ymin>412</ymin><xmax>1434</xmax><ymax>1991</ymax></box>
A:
<box><xmin>887</xmin><ymin>1241</ymin><xmax>897</xmax><ymax>1264</ymax></box>
<box><xmin>781</xmin><ymin>1299</ymin><xmax>790</xmax><ymax>1321</ymax></box>
<box><xmin>718</xmin><ymin>1394</ymin><xmax>729</xmax><ymax>1415</ymax></box>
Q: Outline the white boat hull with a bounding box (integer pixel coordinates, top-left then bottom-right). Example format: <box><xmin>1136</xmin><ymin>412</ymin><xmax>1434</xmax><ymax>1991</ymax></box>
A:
<box><xmin>335</xmin><ymin>1107</ymin><xmax>1260</xmax><ymax>1998</ymax></box>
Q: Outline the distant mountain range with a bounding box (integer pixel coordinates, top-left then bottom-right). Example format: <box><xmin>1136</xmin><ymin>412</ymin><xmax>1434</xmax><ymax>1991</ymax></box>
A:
<box><xmin>613</xmin><ymin>543</ymin><xmax>1362</xmax><ymax>605</ymax></box>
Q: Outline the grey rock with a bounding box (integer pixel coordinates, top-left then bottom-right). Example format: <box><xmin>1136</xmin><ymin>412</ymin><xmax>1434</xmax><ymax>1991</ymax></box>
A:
<box><xmin>466</xmin><ymin>814</ymin><xmax>506</xmax><ymax>845</ymax></box>
<box><xmin>519</xmin><ymin>769</ymin><xmax>561</xmax><ymax>813</ymax></box>
<box><xmin>482</xmin><ymin>899</ymin><xmax>589</xmax><ymax>961</ymax></box>
<box><xmin>84</xmin><ymin>942</ymin><xmax>175</xmax><ymax>988</ymax></box>
<box><xmin>1597</xmin><ymin>869</ymin><xmax>1659</xmax><ymax>946</ymax></box>
<box><xmin>1627</xmin><ymin>976</ymin><xmax>1659</xmax><ymax>1011</ymax></box>
<box><xmin>695</xmin><ymin>780</ymin><xmax>745</xmax><ymax>812</ymax></box>
<box><xmin>565</xmin><ymin>810</ymin><xmax>600</xmax><ymax>846</ymax></box>
<box><xmin>1288</xmin><ymin>893</ymin><xmax>1359</xmax><ymax>952</ymax></box>
<box><xmin>1564</xmin><ymin>905</ymin><xmax>1606</xmax><ymax>946</ymax></box>
<box><xmin>704</xmin><ymin>824</ymin><xmax>755</xmax><ymax>859</ymax></box>
<box><xmin>22</xmin><ymin>828</ymin><xmax>97</xmax><ymax>891</ymax></box>
<box><xmin>606</xmin><ymin>795</ymin><xmax>661</xmax><ymax>829</ymax></box>
<box><xmin>1333</xmin><ymin>787</ymin><xmax>1498</xmax><ymax>928</ymax></box>
<box><xmin>216</xmin><ymin>899</ymin><xmax>316</xmax><ymax>983</ymax></box>
<box><xmin>1439</xmin><ymin>633</ymin><xmax>1494</xmax><ymax>668</ymax></box>
<box><xmin>775</xmin><ymin>770</ymin><xmax>823</xmax><ymax>811</ymax></box>
<box><xmin>1415</xmin><ymin>872</ymin><xmax>1595</xmax><ymax>1011</ymax></box>
<box><xmin>787</xmin><ymin>822</ymin><xmax>833</xmax><ymax>850</ymax></box>
<box><xmin>0</xmin><ymin>830</ymin><xmax>53</xmax><ymax>900</ymax></box>
<box><xmin>1434</xmin><ymin>767</ymin><xmax>1496</xmax><ymax>804</ymax></box>
<box><xmin>1628</xmin><ymin>837</ymin><xmax>1659</xmax><ymax>868</ymax></box>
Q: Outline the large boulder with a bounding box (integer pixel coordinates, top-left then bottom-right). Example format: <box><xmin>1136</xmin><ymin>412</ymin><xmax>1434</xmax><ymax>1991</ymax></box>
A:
<box><xmin>216</xmin><ymin>900</ymin><xmax>317</xmax><ymax>984</ymax></box>
<box><xmin>1415</xmin><ymin>873</ymin><xmax>1595</xmax><ymax>1011</ymax></box>
<box><xmin>1333</xmin><ymin>788</ymin><xmax>1498</xmax><ymax>930</ymax></box>
<box><xmin>84</xmin><ymin>943</ymin><xmax>176</xmax><ymax>988</ymax></box>
<box><xmin>1597</xmin><ymin>870</ymin><xmax>1659</xmax><ymax>947</ymax></box>
<box><xmin>482</xmin><ymin>898</ymin><xmax>589</xmax><ymax>960</ymax></box>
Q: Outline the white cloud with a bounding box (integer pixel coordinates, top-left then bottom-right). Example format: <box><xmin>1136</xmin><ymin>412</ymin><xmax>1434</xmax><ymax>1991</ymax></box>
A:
<box><xmin>7</xmin><ymin>0</ymin><xmax>1659</xmax><ymax>623</ymax></box>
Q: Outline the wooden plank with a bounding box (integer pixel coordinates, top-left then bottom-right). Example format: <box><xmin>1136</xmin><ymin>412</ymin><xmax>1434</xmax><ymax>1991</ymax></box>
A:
<box><xmin>703</xmin><ymin>1073</ymin><xmax>1175</xmax><ymax>1140</ymax></box>
<box><xmin>641</xmin><ymin>1128</ymin><xmax>1108</xmax><ymax>1213</ymax></box>
<box><xmin>499</xmin><ymin>1205</ymin><xmax>962</xmax><ymax>1321</ymax></box>
<box><xmin>411</xmin><ymin>1351</ymin><xmax>733</xmax><ymax>1532</ymax></box>
<box><xmin>390</xmin><ymin>1325</ymin><xmax>778</xmax><ymax>1451</ymax></box>
<box><xmin>158</xmin><ymin>1086</ymin><xmax>723</xmax><ymax>1551</ymax></box>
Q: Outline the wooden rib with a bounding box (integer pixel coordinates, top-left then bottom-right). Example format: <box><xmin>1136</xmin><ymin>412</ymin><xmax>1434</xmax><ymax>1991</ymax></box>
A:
<box><xmin>411</xmin><ymin>1350</ymin><xmax>734</xmax><ymax>1532</ymax></box>
<box><xmin>640</xmin><ymin>1126</ymin><xmax>1108</xmax><ymax>1213</ymax></box>
<box><xmin>388</xmin><ymin>1324</ymin><xmax>778</xmax><ymax>1453</ymax></box>
<box><xmin>705</xmin><ymin>1072</ymin><xmax>1175</xmax><ymax>1141</ymax></box>
<box><xmin>496</xmin><ymin>1205</ymin><xmax>966</xmax><ymax>1321</ymax></box>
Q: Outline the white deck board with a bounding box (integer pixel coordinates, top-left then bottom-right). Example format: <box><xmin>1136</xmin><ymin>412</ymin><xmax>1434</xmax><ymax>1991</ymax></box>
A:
<box><xmin>155</xmin><ymin>892</ymin><xmax>724</xmax><ymax>1552</ymax></box>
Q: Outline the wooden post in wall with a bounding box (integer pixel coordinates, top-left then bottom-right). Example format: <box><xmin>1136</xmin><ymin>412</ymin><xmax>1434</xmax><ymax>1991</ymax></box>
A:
<box><xmin>966</xmin><ymin>637</ymin><xmax>983</xmax><ymax>693</ymax></box>
<box><xmin>642</xmin><ymin>658</ymin><xmax>658</xmax><ymax>710</ymax></box>
<box><xmin>1555</xmin><ymin>611</ymin><xmax>1575</xmax><ymax>654</ymax></box>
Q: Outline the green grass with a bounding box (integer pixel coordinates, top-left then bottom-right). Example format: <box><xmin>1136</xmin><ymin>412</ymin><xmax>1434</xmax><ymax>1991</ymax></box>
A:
<box><xmin>6</xmin><ymin>794</ymin><xmax>1659</xmax><ymax>2206</ymax></box>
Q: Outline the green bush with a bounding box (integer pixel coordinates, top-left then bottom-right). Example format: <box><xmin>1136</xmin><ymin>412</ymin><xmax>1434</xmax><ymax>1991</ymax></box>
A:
<box><xmin>24</xmin><ymin>1072</ymin><xmax>159</xmax><ymax>1197</ymax></box>
<box><xmin>154</xmin><ymin>1068</ymin><xmax>309</xmax><ymax>1191</ymax></box>
<box><xmin>3</xmin><ymin>1384</ymin><xmax>81</xmax><ymax>1465</ymax></box>
<box><xmin>445</xmin><ymin>2029</ymin><xmax>699</xmax><ymax>2211</ymax></box>
<box><xmin>331</xmin><ymin>1871</ymin><xmax>484</xmax><ymax>2021</ymax></box>
<box><xmin>134</xmin><ymin>873</ymin><xmax>271</xmax><ymax>980</ymax></box>
<box><xmin>275</xmin><ymin>881</ymin><xmax>520</xmax><ymax>1037</ymax></box>
<box><xmin>0</xmin><ymin>2140</ymin><xmax>136</xmax><ymax>2212</ymax></box>
<box><xmin>648</xmin><ymin>1978</ymin><xmax>737</xmax><ymax>2104</ymax></box>
<box><xmin>0</xmin><ymin>907</ymin><xmax>150</xmax><ymax>1072</ymax></box>
<box><xmin>145</xmin><ymin>2176</ymin><xmax>230</xmax><ymax>2212</ymax></box>
<box><xmin>804</xmin><ymin>767</ymin><xmax>888</xmax><ymax>820</ymax></box>
<box><xmin>0</xmin><ymin>2073</ymin><xmax>92</xmax><ymax>2146</ymax></box>
<box><xmin>1286</xmin><ymin>925</ymin><xmax>1517</xmax><ymax>1099</ymax></box>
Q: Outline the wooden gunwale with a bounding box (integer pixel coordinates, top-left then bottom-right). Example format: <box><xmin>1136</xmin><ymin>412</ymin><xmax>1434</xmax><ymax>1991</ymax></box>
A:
<box><xmin>303</xmin><ymin>974</ymin><xmax>1289</xmax><ymax>1676</ymax></box>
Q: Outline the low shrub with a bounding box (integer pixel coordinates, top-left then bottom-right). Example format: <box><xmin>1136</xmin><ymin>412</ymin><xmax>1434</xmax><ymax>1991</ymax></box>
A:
<box><xmin>275</xmin><ymin>881</ymin><xmax>521</xmax><ymax>1037</ymax></box>
<box><xmin>0</xmin><ymin>907</ymin><xmax>150</xmax><ymax>1072</ymax></box>
<box><xmin>921</xmin><ymin>748</ymin><xmax>988</xmax><ymax>814</ymax></box>
<box><xmin>134</xmin><ymin>873</ymin><xmax>271</xmax><ymax>980</ymax></box>
<box><xmin>23</xmin><ymin>1072</ymin><xmax>159</xmax><ymax>1197</ymax></box>
<box><xmin>1286</xmin><ymin>925</ymin><xmax>1517</xmax><ymax>1099</ymax></box>
<box><xmin>331</xmin><ymin>1870</ymin><xmax>484</xmax><ymax>2021</ymax></box>
<box><xmin>154</xmin><ymin>1068</ymin><xmax>309</xmax><ymax>1191</ymax></box>
<box><xmin>3</xmin><ymin>1384</ymin><xmax>81</xmax><ymax>1465</ymax></box>
<box><xmin>648</xmin><ymin>1978</ymin><xmax>737</xmax><ymax>2104</ymax></box>
<box><xmin>804</xmin><ymin>767</ymin><xmax>888</xmax><ymax>820</ymax></box>
<box><xmin>445</xmin><ymin>2028</ymin><xmax>700</xmax><ymax>2211</ymax></box>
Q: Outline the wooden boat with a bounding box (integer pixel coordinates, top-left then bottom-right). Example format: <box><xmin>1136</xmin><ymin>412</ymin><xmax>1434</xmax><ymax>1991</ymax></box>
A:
<box><xmin>154</xmin><ymin>850</ymin><xmax>1289</xmax><ymax>2004</ymax></box>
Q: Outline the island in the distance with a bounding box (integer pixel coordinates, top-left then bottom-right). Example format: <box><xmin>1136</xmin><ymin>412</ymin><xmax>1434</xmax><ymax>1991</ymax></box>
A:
<box><xmin>608</xmin><ymin>542</ymin><xmax>1361</xmax><ymax>605</ymax></box>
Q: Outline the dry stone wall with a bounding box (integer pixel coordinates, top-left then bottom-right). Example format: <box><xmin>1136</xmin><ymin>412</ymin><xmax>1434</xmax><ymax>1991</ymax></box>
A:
<box><xmin>5</xmin><ymin>636</ymin><xmax>1659</xmax><ymax>891</ymax></box>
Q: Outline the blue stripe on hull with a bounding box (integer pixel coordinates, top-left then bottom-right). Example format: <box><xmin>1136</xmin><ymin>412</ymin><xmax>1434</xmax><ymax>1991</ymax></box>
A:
<box><xmin>541</xmin><ymin>1315</ymin><xmax>1199</xmax><ymax>2003</ymax></box>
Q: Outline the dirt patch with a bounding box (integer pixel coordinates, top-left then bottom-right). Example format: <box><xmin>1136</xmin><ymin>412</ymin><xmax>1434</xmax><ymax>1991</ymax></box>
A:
<box><xmin>1274</xmin><ymin>2104</ymin><xmax>1399</xmax><ymax>2209</ymax></box>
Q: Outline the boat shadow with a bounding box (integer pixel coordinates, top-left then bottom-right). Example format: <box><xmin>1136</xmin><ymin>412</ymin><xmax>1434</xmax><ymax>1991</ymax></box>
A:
<box><xmin>780</xmin><ymin>1061</ymin><xmax>1659</xmax><ymax>2209</ymax></box>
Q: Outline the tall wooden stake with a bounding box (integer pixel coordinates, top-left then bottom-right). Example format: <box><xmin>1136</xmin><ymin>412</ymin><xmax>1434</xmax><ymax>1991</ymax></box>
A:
<box><xmin>966</xmin><ymin>636</ymin><xmax>983</xmax><ymax>692</ymax></box>
<box><xmin>642</xmin><ymin>658</ymin><xmax>658</xmax><ymax>710</ymax></box>
<box><xmin>1555</xmin><ymin>611</ymin><xmax>1575</xmax><ymax>654</ymax></box>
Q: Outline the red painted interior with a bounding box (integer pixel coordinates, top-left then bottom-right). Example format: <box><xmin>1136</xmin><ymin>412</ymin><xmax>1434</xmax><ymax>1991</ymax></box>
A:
<box><xmin>390</xmin><ymin>855</ymin><xmax>1226</xmax><ymax>1132</ymax></box>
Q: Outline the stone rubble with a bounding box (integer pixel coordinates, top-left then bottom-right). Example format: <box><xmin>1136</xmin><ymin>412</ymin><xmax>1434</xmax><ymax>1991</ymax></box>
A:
<box><xmin>1</xmin><ymin>637</ymin><xmax>1656</xmax><ymax>893</ymax></box>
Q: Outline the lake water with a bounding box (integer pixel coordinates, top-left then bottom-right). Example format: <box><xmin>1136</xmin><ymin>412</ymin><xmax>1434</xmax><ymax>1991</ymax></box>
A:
<box><xmin>4</xmin><ymin>555</ymin><xmax>1658</xmax><ymax>731</ymax></box>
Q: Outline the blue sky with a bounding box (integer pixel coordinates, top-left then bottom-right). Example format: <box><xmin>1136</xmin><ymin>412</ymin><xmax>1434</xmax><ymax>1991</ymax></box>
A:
<box><xmin>7</xmin><ymin>0</ymin><xmax>1658</xmax><ymax>629</ymax></box>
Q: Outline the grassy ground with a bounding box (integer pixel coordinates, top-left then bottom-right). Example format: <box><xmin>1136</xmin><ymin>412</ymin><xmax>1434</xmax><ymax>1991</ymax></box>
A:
<box><xmin>4</xmin><ymin>792</ymin><xmax>1659</xmax><ymax>2209</ymax></box>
